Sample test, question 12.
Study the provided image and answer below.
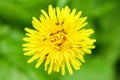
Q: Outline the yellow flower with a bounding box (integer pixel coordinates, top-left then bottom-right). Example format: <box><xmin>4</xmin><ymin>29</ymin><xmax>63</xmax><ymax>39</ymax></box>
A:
<box><xmin>23</xmin><ymin>5</ymin><xmax>96</xmax><ymax>75</ymax></box>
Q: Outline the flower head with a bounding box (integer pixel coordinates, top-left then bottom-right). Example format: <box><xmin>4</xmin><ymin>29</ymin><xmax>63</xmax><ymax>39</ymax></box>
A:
<box><xmin>23</xmin><ymin>5</ymin><xmax>96</xmax><ymax>75</ymax></box>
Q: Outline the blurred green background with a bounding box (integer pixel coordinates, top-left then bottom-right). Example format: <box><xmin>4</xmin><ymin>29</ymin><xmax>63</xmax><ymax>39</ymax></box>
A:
<box><xmin>0</xmin><ymin>0</ymin><xmax>120</xmax><ymax>80</ymax></box>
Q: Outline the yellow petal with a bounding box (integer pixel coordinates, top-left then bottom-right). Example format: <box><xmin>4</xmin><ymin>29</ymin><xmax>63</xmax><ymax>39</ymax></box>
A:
<box><xmin>35</xmin><ymin>56</ymin><xmax>45</xmax><ymax>68</ymax></box>
<box><xmin>66</xmin><ymin>60</ymin><xmax>73</xmax><ymax>75</ymax></box>
<box><xmin>27</xmin><ymin>53</ymin><xmax>40</xmax><ymax>63</ymax></box>
<box><xmin>61</xmin><ymin>62</ymin><xmax>65</xmax><ymax>75</ymax></box>
<box><xmin>48</xmin><ymin>59</ymin><xmax>53</xmax><ymax>74</ymax></box>
<box><xmin>41</xmin><ymin>10</ymin><xmax>49</xmax><ymax>19</ymax></box>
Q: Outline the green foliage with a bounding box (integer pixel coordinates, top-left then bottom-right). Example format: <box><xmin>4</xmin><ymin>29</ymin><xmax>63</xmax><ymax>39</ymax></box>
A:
<box><xmin>0</xmin><ymin>0</ymin><xmax>120</xmax><ymax>80</ymax></box>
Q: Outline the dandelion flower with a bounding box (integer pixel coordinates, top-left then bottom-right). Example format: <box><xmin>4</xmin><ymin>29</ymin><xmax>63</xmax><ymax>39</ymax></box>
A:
<box><xmin>23</xmin><ymin>5</ymin><xmax>96</xmax><ymax>75</ymax></box>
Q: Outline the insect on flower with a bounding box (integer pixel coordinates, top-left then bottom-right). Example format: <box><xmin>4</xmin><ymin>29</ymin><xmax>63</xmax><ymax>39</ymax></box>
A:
<box><xmin>23</xmin><ymin>5</ymin><xmax>96</xmax><ymax>75</ymax></box>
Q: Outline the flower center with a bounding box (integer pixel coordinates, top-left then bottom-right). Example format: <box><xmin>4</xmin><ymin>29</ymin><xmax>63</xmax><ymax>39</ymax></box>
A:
<box><xmin>49</xmin><ymin>29</ymin><xmax>67</xmax><ymax>50</ymax></box>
